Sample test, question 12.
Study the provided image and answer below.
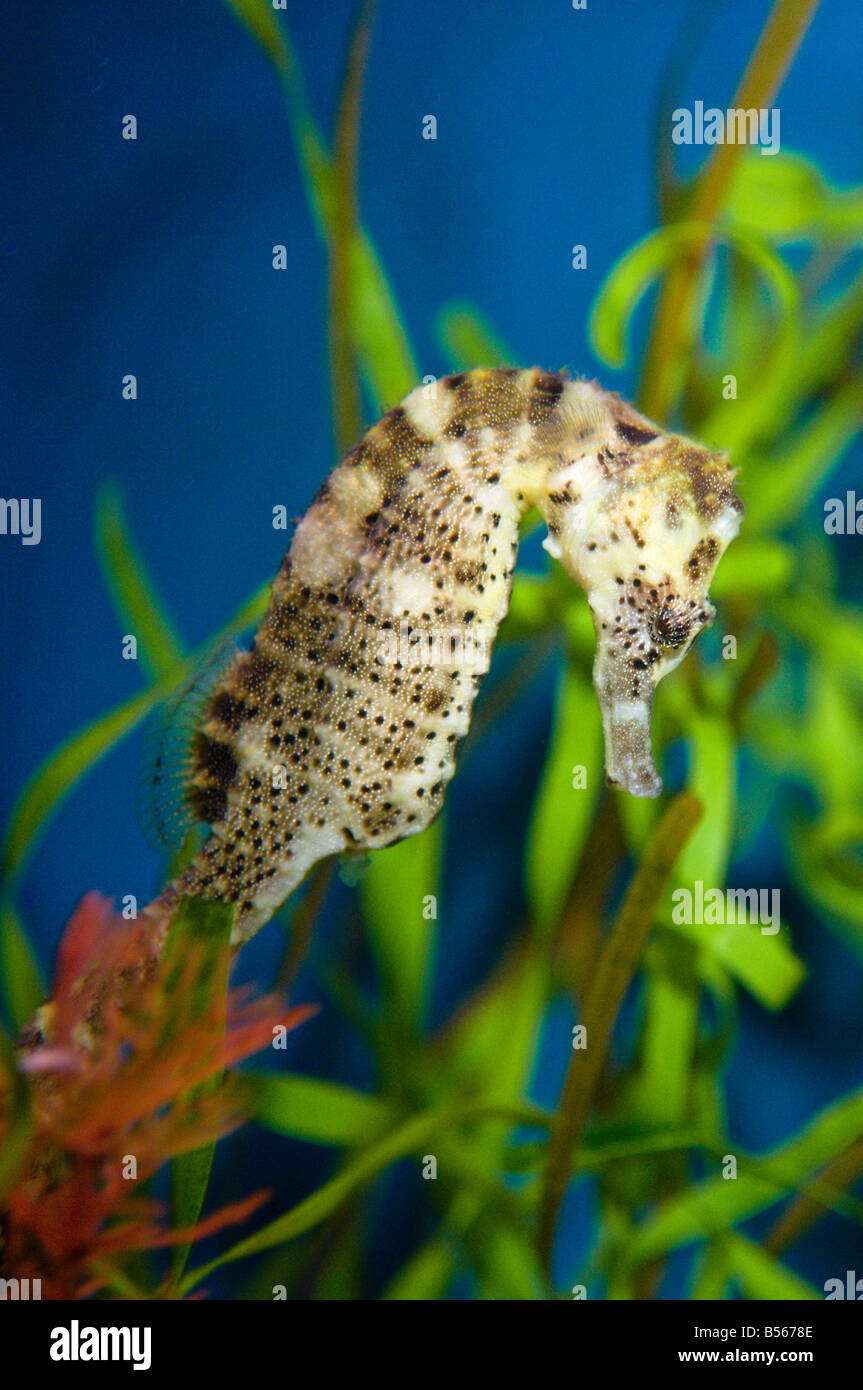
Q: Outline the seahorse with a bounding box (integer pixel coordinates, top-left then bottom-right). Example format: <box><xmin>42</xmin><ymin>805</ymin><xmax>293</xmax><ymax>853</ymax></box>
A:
<box><xmin>151</xmin><ymin>368</ymin><xmax>742</xmax><ymax>945</ymax></box>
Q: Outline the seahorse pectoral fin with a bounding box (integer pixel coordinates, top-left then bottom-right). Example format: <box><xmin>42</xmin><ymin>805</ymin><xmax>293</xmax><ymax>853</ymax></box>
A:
<box><xmin>592</xmin><ymin>647</ymin><xmax>663</xmax><ymax>798</ymax></box>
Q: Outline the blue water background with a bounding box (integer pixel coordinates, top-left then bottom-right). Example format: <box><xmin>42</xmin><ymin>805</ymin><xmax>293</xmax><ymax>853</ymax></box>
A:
<box><xmin>2</xmin><ymin>0</ymin><xmax>862</xmax><ymax>1296</ymax></box>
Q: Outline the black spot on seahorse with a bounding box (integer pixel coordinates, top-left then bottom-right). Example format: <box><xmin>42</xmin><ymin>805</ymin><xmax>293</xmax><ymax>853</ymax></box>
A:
<box><xmin>194</xmin><ymin>733</ymin><xmax>239</xmax><ymax>787</ymax></box>
<box><xmin>189</xmin><ymin>783</ymin><xmax>229</xmax><ymax>826</ymax></box>
<box><xmin>686</xmin><ymin>536</ymin><xmax>720</xmax><ymax>579</ymax></box>
<box><xmin>239</xmin><ymin>647</ymin><xmax>283</xmax><ymax>692</ymax></box>
<box><xmin>211</xmin><ymin>692</ymin><xmax>248</xmax><ymax>734</ymax></box>
<box><xmin>367</xmin><ymin>407</ymin><xmax>432</xmax><ymax>485</ymax></box>
<box><xmin>188</xmin><ymin>733</ymin><xmax>238</xmax><ymax>826</ymax></box>
<box><xmin>454</xmin><ymin>558</ymin><xmax>482</xmax><ymax>584</ymax></box>
<box><xmin>424</xmin><ymin>685</ymin><xmax>448</xmax><ymax>713</ymax></box>
<box><xmin>527</xmin><ymin>371</ymin><xmax>565</xmax><ymax>426</ymax></box>
<box><xmin>443</xmin><ymin>414</ymin><xmax>468</xmax><ymax>439</ymax></box>
<box><xmin>597</xmin><ymin>447</ymin><xmax>615</xmax><ymax>475</ymax></box>
<box><xmin>346</xmin><ymin>438</ymin><xmax>372</xmax><ymax>468</ymax></box>
<box><xmin>263</xmin><ymin>600</ymin><xmax>301</xmax><ymax>652</ymax></box>
<box><xmin>675</xmin><ymin>448</ymin><xmax>742</xmax><ymax>520</ymax></box>
<box><xmin>617</xmin><ymin>420</ymin><xmax>660</xmax><ymax>446</ymax></box>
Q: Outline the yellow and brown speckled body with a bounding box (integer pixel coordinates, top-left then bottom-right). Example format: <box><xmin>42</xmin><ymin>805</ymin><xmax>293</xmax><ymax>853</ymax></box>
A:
<box><xmin>156</xmin><ymin>368</ymin><xmax>742</xmax><ymax>942</ymax></box>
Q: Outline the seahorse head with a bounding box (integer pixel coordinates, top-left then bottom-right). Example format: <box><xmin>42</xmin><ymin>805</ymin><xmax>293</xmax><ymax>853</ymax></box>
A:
<box><xmin>548</xmin><ymin>431</ymin><xmax>743</xmax><ymax>797</ymax></box>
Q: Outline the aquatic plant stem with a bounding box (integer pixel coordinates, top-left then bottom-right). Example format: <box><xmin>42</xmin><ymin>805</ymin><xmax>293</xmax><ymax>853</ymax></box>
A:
<box><xmin>765</xmin><ymin>1137</ymin><xmax>863</xmax><ymax>1255</ymax></box>
<box><xmin>223</xmin><ymin>0</ymin><xmax>417</xmax><ymax>407</ymax></box>
<box><xmin>553</xmin><ymin>794</ymin><xmax>625</xmax><ymax>1002</ymax></box>
<box><xmin>328</xmin><ymin>0</ymin><xmax>378</xmax><ymax>457</ymax></box>
<box><xmin>729</xmin><ymin>631</ymin><xmax>779</xmax><ymax>728</ymax></box>
<box><xmin>638</xmin><ymin>0</ymin><xmax>820</xmax><ymax>421</ymax></box>
<box><xmin>537</xmin><ymin>792</ymin><xmax>703</xmax><ymax>1274</ymax></box>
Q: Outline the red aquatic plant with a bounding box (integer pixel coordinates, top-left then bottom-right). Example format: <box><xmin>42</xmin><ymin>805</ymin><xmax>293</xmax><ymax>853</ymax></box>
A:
<box><xmin>0</xmin><ymin>892</ymin><xmax>313</xmax><ymax>1298</ymax></box>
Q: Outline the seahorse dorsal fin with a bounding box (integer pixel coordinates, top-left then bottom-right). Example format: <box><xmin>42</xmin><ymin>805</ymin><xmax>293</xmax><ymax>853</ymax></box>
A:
<box><xmin>137</xmin><ymin>639</ymin><xmax>243</xmax><ymax>853</ymax></box>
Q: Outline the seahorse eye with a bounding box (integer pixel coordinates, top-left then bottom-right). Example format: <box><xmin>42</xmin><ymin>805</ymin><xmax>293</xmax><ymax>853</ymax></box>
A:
<box><xmin>648</xmin><ymin>601</ymin><xmax>692</xmax><ymax>649</ymax></box>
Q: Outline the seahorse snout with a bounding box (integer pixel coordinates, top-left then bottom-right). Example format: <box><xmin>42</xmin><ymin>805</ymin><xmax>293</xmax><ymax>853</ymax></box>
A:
<box><xmin>592</xmin><ymin>647</ymin><xmax>663</xmax><ymax>798</ymax></box>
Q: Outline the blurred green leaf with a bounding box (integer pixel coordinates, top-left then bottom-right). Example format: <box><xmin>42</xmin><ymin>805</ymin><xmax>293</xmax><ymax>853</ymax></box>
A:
<box><xmin>2</xmin><ymin>683</ymin><xmax>169</xmax><ymax>887</ymax></box>
<box><xmin>660</xmin><ymin>711</ymin><xmax>805</xmax><ymax>1010</ymax></box>
<box><xmin>803</xmin><ymin>669</ymin><xmax>863</xmax><ymax>810</ymax></box>
<box><xmin>311</xmin><ymin>1214</ymin><xmax>365</xmax><ymax>1299</ymax></box>
<box><xmin>382</xmin><ymin>1234</ymin><xmax>456</xmax><ymax>1300</ymax></box>
<box><xmin>180</xmin><ymin>1100</ymin><xmax>531</xmax><ymax>1292</ymax></box>
<box><xmin>94</xmin><ymin>484</ymin><xmax>186</xmax><ymax>679</ymax></box>
<box><xmin>443</xmin><ymin>945</ymin><xmax>549</xmax><ymax>1105</ymax></box>
<box><xmin>789</xmin><ymin>807</ymin><xmax>863</xmax><ymax>952</ymax></box>
<box><xmin>385</xmin><ymin>1107</ymin><xmax>548</xmax><ymax>1298</ymax></box>
<box><xmin>777</xmin><ymin>592</ymin><xmax>863</xmax><ymax>697</ymax></box>
<box><xmin>163</xmin><ymin>896</ymin><xmax>234</xmax><ymax>998</ymax></box>
<box><xmin>627</xmin><ymin>1085</ymin><xmax>863</xmax><ymax>1267</ymax></box>
<box><xmin>691</xmin><ymin>1238</ymin><xmax>732</xmax><ymax>1300</ymax></box>
<box><xmin>633</xmin><ymin>941</ymin><xmax>699</xmax><ymax>1127</ymax></box>
<box><xmin>170</xmin><ymin>1139</ymin><xmax>219</xmax><ymax>1284</ymax></box>
<box><xmin>223</xmin><ymin>0</ymin><xmax>416</xmax><ymax>413</ymax></box>
<box><xmin>716</xmin><ymin>267</ymin><xmax>863</xmax><ymax>453</ymax></box>
<box><xmin>724</xmin><ymin>150</ymin><xmax>863</xmax><ymax>242</ymax></box>
<box><xmin>1</xmin><ymin>584</ymin><xmax>268</xmax><ymax>886</ymax></box>
<box><xmin>743</xmin><ymin>380</ymin><xmax>863</xmax><ymax>532</ymax></box>
<box><xmin>435</xmin><ymin>302</ymin><xmax>517</xmax><ymax>371</ymax></box>
<box><xmin>578</xmin><ymin>1123</ymin><xmax>708</xmax><ymax>1170</ymax></box>
<box><xmin>429</xmin><ymin>947</ymin><xmax>551</xmax><ymax>1294</ymax></box>
<box><xmin>669</xmin><ymin>911</ymin><xmax>804</xmax><ymax>1012</ymax></box>
<box><xmin>220</xmin><ymin>0</ymin><xmax>289</xmax><ymax>72</ymax></box>
<box><xmin>709</xmin><ymin>536</ymin><xmax>794</xmax><ymax>598</ymax></box>
<box><xmin>796</xmin><ymin>271</ymin><xmax>863</xmax><ymax>401</ymax></box>
<box><xmin>539</xmin><ymin>793</ymin><xmax>704</xmax><ymax>1268</ymax></box>
<box><xmin>464</xmin><ymin>1215</ymin><xmax>543</xmax><ymax>1300</ymax></box>
<box><xmin>497</xmin><ymin>573</ymin><xmax>559</xmax><ymax>643</ymax></box>
<box><xmin>244</xmin><ymin>1070</ymin><xmax>399</xmax><ymax>1146</ymax></box>
<box><xmin>346</xmin><ymin>238</ymin><xmax>419</xmax><ymax>411</ymax></box>
<box><xmin>525</xmin><ymin>662</ymin><xmax>602</xmax><ymax>937</ymax></box>
<box><xmin>590</xmin><ymin>221</ymin><xmax>798</xmax><ymax>375</ymax></box>
<box><xmin>166</xmin><ymin>896</ymin><xmax>234</xmax><ymax>1283</ymax></box>
<box><xmin>0</xmin><ymin>901</ymin><xmax>46</xmax><ymax>1030</ymax></box>
<box><xmin>326</xmin><ymin>1</ymin><xmax>372</xmax><ymax>456</ymax></box>
<box><xmin>638</xmin><ymin>0</ymin><xmax>821</xmax><ymax>422</ymax></box>
<box><xmin>679</xmin><ymin>710</ymin><xmax>736</xmax><ymax>888</ymax></box>
<box><xmin>360</xmin><ymin>819</ymin><xmax>442</xmax><ymax>1034</ymax></box>
<box><xmin>725</xmin><ymin>1232</ymin><xmax>819</xmax><ymax>1300</ymax></box>
<box><xmin>0</xmin><ymin>1027</ymin><xmax>33</xmax><ymax>1202</ymax></box>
